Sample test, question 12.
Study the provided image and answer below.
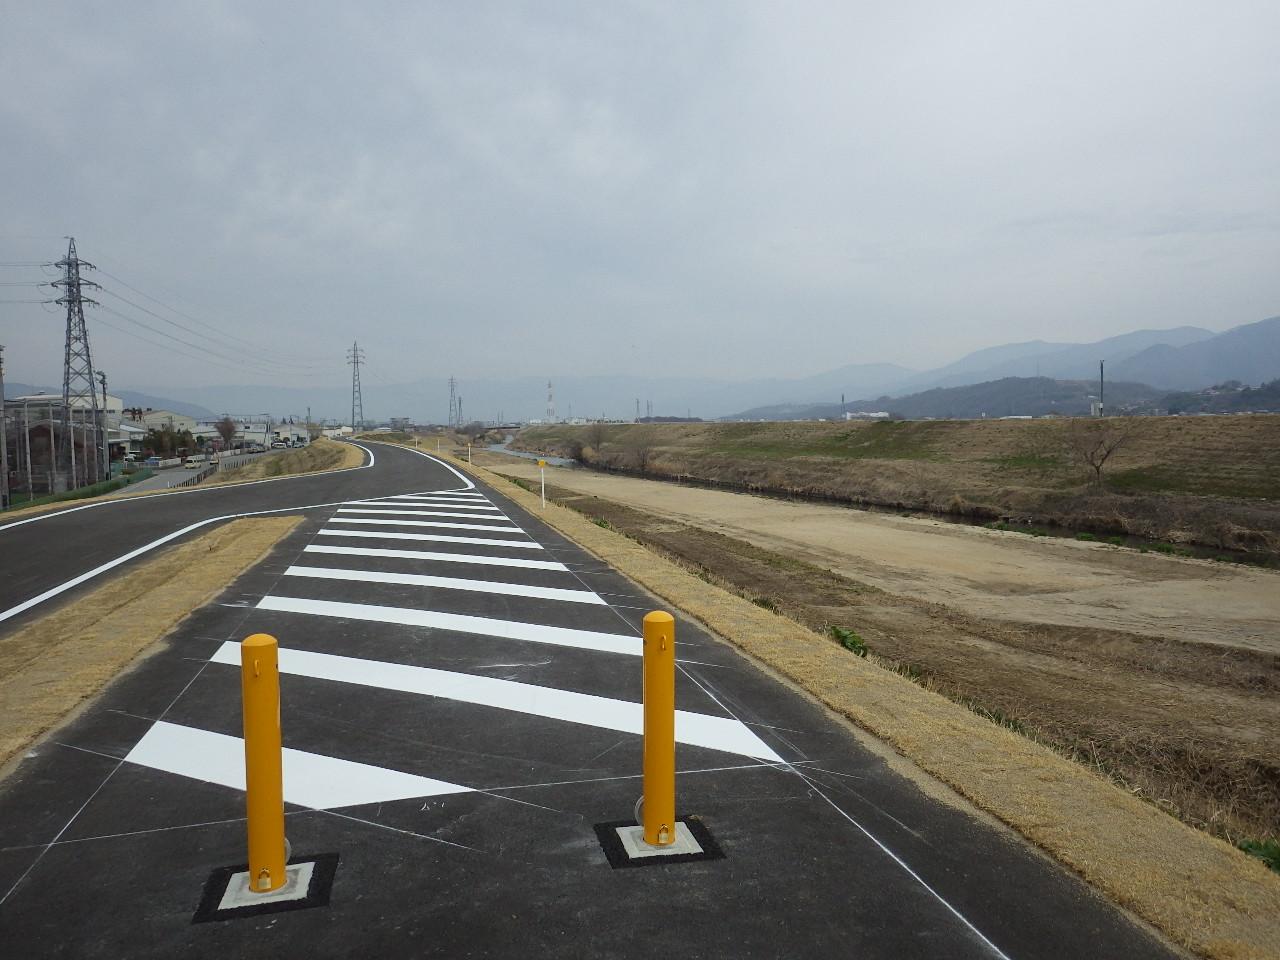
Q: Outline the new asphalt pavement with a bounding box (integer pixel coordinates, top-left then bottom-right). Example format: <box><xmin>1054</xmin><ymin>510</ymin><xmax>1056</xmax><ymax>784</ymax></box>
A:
<box><xmin>0</xmin><ymin>446</ymin><xmax>1182</xmax><ymax>957</ymax></box>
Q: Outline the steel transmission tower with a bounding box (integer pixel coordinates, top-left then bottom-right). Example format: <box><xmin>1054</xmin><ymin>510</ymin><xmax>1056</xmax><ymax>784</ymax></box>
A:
<box><xmin>547</xmin><ymin>380</ymin><xmax>555</xmax><ymax>423</ymax></box>
<box><xmin>448</xmin><ymin>376</ymin><xmax>459</xmax><ymax>428</ymax></box>
<box><xmin>347</xmin><ymin>342</ymin><xmax>366</xmax><ymax>431</ymax></box>
<box><xmin>53</xmin><ymin>238</ymin><xmax>103</xmax><ymax>487</ymax></box>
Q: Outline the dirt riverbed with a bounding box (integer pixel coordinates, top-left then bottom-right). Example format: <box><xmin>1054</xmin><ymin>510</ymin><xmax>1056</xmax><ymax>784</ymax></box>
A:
<box><xmin>479</xmin><ymin>452</ymin><xmax>1279</xmax><ymax>842</ymax></box>
<box><xmin>483</xmin><ymin>456</ymin><xmax>1279</xmax><ymax>655</ymax></box>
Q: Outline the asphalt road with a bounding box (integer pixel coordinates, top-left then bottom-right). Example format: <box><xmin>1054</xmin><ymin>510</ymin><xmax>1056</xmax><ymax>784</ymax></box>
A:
<box><xmin>0</xmin><ymin>441</ymin><xmax>465</xmax><ymax>631</ymax></box>
<box><xmin>0</xmin><ymin>458</ymin><xmax>1181</xmax><ymax>958</ymax></box>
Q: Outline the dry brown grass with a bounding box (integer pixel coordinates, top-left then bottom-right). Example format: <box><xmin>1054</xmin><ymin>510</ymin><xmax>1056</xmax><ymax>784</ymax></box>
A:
<box><xmin>204</xmin><ymin>438</ymin><xmax>364</xmax><ymax>484</ymax></box>
<box><xmin>450</xmin><ymin>453</ymin><xmax>1280</xmax><ymax>960</ymax></box>
<box><xmin>0</xmin><ymin>516</ymin><xmax>302</xmax><ymax>770</ymax></box>
<box><xmin>518</xmin><ymin>417</ymin><xmax>1280</xmax><ymax>556</ymax></box>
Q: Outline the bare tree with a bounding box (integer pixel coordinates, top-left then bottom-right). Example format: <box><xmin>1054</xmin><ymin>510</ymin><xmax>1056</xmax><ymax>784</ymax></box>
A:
<box><xmin>583</xmin><ymin>421</ymin><xmax>607</xmax><ymax>454</ymax></box>
<box><xmin>625</xmin><ymin>429</ymin><xmax>656</xmax><ymax>474</ymax></box>
<box><xmin>1067</xmin><ymin>418</ymin><xmax>1131</xmax><ymax>488</ymax></box>
<box><xmin>215</xmin><ymin>416</ymin><xmax>237</xmax><ymax>449</ymax></box>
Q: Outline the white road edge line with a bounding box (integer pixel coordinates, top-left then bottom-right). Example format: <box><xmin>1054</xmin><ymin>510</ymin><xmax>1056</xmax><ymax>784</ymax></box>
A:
<box><xmin>0</xmin><ymin>443</ymin><xmax>479</xmax><ymax>622</ymax></box>
<box><xmin>0</xmin><ymin>441</ymin><xmax>378</xmax><ymax>533</ymax></box>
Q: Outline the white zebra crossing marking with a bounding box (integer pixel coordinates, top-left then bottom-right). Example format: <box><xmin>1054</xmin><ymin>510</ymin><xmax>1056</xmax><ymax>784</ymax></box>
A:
<box><xmin>403</xmin><ymin>492</ymin><xmax>486</xmax><ymax>500</ymax></box>
<box><xmin>327</xmin><ymin>517</ymin><xmax>523</xmax><ymax>533</ymax></box>
<box><xmin>348</xmin><ymin>499</ymin><xmax>501</xmax><ymax>511</ymax></box>
<box><xmin>208</xmin><ymin>643</ymin><xmax>782</xmax><ymax>762</ymax></box>
<box><xmin>303</xmin><ymin>544</ymin><xmax>566</xmax><ymax>571</ymax></box>
<box><xmin>315</xmin><ymin>528</ymin><xmax>544</xmax><ymax>550</ymax></box>
<box><xmin>258</xmin><ymin>595</ymin><xmax>641</xmax><ymax>656</ymax></box>
<box><xmin>337</xmin><ymin>508</ymin><xmax>512</xmax><ymax>521</ymax></box>
<box><xmin>125</xmin><ymin>721</ymin><xmax>472</xmax><ymax>808</ymax></box>
<box><xmin>282</xmin><ymin>565</ymin><xmax>605</xmax><ymax>605</ymax></box>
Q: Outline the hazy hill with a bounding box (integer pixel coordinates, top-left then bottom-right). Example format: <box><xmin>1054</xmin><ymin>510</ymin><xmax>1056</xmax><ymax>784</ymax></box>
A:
<box><xmin>897</xmin><ymin>326</ymin><xmax>1214</xmax><ymax>392</ymax></box>
<box><xmin>15</xmin><ymin>316</ymin><xmax>1273</xmax><ymax>423</ymax></box>
<box><xmin>730</xmin><ymin>377</ymin><xmax>1165</xmax><ymax>421</ymax></box>
<box><xmin>1111</xmin><ymin>316</ymin><xmax>1280</xmax><ymax>389</ymax></box>
<box><xmin>3</xmin><ymin>382</ymin><xmax>214</xmax><ymax>419</ymax></box>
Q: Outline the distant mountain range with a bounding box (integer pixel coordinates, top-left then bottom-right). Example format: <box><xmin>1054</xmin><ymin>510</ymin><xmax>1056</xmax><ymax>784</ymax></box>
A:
<box><xmin>724</xmin><ymin>316</ymin><xmax>1280</xmax><ymax>420</ymax></box>
<box><xmin>733</xmin><ymin>377</ymin><xmax>1167</xmax><ymax>421</ymax></box>
<box><xmin>7</xmin><ymin>315</ymin><xmax>1278</xmax><ymax>422</ymax></box>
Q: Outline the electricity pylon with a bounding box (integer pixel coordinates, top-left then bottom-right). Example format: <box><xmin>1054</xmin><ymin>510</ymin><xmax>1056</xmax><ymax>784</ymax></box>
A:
<box><xmin>52</xmin><ymin>238</ymin><xmax>103</xmax><ymax>487</ymax></box>
<box><xmin>347</xmin><ymin>342</ymin><xmax>365</xmax><ymax>431</ymax></box>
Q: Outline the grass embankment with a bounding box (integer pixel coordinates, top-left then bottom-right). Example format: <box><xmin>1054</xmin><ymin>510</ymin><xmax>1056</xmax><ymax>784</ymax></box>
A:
<box><xmin>450</xmin><ymin>454</ymin><xmax>1280</xmax><ymax>960</ymax></box>
<box><xmin>1</xmin><ymin>469</ymin><xmax>155</xmax><ymax>513</ymax></box>
<box><xmin>0</xmin><ymin>516</ymin><xmax>302</xmax><ymax>771</ymax></box>
<box><xmin>205</xmin><ymin>438</ymin><xmax>364</xmax><ymax>484</ymax></box>
<box><xmin>516</xmin><ymin>416</ymin><xmax>1280</xmax><ymax>558</ymax></box>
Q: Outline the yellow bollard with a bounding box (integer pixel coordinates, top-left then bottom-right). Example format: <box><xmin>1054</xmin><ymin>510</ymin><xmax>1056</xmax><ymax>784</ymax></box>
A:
<box><xmin>241</xmin><ymin>633</ymin><xmax>287</xmax><ymax>893</ymax></box>
<box><xmin>642</xmin><ymin>611</ymin><xmax>676</xmax><ymax>846</ymax></box>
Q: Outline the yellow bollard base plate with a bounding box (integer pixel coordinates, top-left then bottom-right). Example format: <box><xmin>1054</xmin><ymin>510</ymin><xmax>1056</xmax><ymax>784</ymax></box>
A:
<box><xmin>193</xmin><ymin>853</ymin><xmax>339</xmax><ymax>923</ymax></box>
<box><xmin>593</xmin><ymin>818</ymin><xmax>724</xmax><ymax>870</ymax></box>
<box><xmin>219</xmin><ymin>861</ymin><xmax>314</xmax><ymax>910</ymax></box>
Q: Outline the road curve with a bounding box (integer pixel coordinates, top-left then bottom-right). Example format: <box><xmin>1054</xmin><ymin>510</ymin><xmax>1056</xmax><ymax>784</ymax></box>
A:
<box><xmin>0</xmin><ymin>442</ymin><xmax>468</xmax><ymax>630</ymax></box>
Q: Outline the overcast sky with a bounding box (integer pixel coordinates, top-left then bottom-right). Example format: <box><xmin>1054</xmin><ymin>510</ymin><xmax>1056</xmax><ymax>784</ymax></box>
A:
<box><xmin>2</xmin><ymin>1</ymin><xmax>1278</xmax><ymax>392</ymax></box>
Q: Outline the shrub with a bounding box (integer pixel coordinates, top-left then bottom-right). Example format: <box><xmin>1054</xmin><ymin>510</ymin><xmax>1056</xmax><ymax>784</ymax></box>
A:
<box><xmin>830</xmin><ymin>626</ymin><xmax>868</xmax><ymax>657</ymax></box>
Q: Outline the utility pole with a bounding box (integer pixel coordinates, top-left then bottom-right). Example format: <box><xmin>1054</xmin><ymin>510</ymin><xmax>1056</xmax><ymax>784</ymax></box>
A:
<box><xmin>97</xmin><ymin>370</ymin><xmax>110</xmax><ymax>473</ymax></box>
<box><xmin>448</xmin><ymin>376</ymin><xmax>459</xmax><ymax>428</ymax></box>
<box><xmin>53</xmin><ymin>239</ymin><xmax>103</xmax><ymax>488</ymax></box>
<box><xmin>0</xmin><ymin>344</ymin><xmax>9</xmax><ymax>508</ymax></box>
<box><xmin>1099</xmin><ymin>360</ymin><xmax>1105</xmax><ymax>417</ymax></box>
<box><xmin>347</xmin><ymin>342</ymin><xmax>366</xmax><ymax>431</ymax></box>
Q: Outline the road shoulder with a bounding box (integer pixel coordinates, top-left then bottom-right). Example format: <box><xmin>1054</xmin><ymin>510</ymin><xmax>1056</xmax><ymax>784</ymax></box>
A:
<box><xmin>0</xmin><ymin>516</ymin><xmax>303</xmax><ymax>774</ymax></box>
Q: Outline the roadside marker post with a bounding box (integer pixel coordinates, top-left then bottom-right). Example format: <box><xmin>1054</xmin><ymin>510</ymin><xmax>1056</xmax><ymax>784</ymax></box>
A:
<box><xmin>642</xmin><ymin>611</ymin><xmax>676</xmax><ymax>846</ymax></box>
<box><xmin>592</xmin><ymin>610</ymin><xmax>724</xmax><ymax>867</ymax></box>
<box><xmin>241</xmin><ymin>633</ymin><xmax>286</xmax><ymax>892</ymax></box>
<box><xmin>194</xmin><ymin>633</ymin><xmax>341</xmax><ymax>921</ymax></box>
<box><xmin>467</xmin><ymin>442</ymin><xmax>472</xmax><ymax>464</ymax></box>
<box><xmin>538</xmin><ymin>459</ymin><xmax>547</xmax><ymax>509</ymax></box>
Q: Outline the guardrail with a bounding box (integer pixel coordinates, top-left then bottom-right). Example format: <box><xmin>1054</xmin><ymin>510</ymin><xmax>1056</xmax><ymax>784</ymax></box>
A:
<box><xmin>167</xmin><ymin>465</ymin><xmax>217</xmax><ymax>489</ymax></box>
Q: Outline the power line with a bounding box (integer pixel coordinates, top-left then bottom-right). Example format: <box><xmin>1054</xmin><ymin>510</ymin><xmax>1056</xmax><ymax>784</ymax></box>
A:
<box><xmin>97</xmin><ymin>300</ymin><xmax>327</xmax><ymax>378</ymax></box>
<box><xmin>95</xmin><ymin>302</ymin><xmax>275</xmax><ymax>372</ymax></box>
<box><xmin>90</xmin><ymin>261</ymin><xmax>334</xmax><ymax>368</ymax></box>
<box><xmin>95</xmin><ymin>285</ymin><xmax>327</xmax><ymax>373</ymax></box>
<box><xmin>94</xmin><ymin>267</ymin><xmax>264</xmax><ymax>350</ymax></box>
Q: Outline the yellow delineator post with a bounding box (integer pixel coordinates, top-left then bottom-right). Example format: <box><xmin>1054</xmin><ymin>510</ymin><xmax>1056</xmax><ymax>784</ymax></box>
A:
<box><xmin>642</xmin><ymin>611</ymin><xmax>677</xmax><ymax>846</ymax></box>
<box><xmin>241</xmin><ymin>633</ymin><xmax>287</xmax><ymax>893</ymax></box>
